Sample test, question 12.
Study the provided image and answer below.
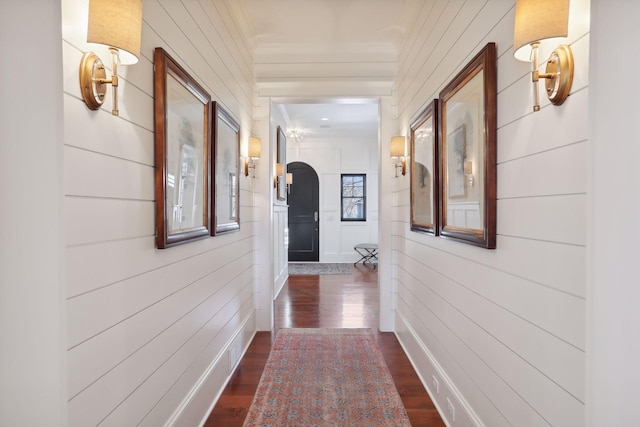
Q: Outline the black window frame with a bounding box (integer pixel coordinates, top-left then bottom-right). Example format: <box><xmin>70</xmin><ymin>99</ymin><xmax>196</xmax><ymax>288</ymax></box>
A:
<box><xmin>340</xmin><ymin>173</ymin><xmax>367</xmax><ymax>222</ymax></box>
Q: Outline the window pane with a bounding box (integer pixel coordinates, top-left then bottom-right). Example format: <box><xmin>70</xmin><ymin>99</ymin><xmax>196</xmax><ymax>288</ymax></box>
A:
<box><xmin>343</xmin><ymin>198</ymin><xmax>360</xmax><ymax>219</ymax></box>
<box><xmin>341</xmin><ymin>174</ymin><xmax>366</xmax><ymax>221</ymax></box>
<box><xmin>342</xmin><ymin>176</ymin><xmax>354</xmax><ymax>197</ymax></box>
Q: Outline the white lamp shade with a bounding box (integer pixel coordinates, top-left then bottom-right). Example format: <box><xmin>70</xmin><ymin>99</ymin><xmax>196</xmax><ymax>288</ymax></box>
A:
<box><xmin>248</xmin><ymin>136</ymin><xmax>261</xmax><ymax>159</ymax></box>
<box><xmin>286</xmin><ymin>173</ymin><xmax>293</xmax><ymax>185</ymax></box>
<box><xmin>276</xmin><ymin>163</ymin><xmax>284</xmax><ymax>176</ymax></box>
<box><xmin>513</xmin><ymin>0</ymin><xmax>570</xmax><ymax>62</ymax></box>
<box><xmin>390</xmin><ymin>136</ymin><xmax>406</xmax><ymax>158</ymax></box>
<box><xmin>464</xmin><ymin>161</ymin><xmax>473</xmax><ymax>175</ymax></box>
<box><xmin>87</xmin><ymin>0</ymin><xmax>143</xmax><ymax>65</ymax></box>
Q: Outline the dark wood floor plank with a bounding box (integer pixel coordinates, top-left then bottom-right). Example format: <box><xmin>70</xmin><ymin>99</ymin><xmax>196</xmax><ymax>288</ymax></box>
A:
<box><xmin>205</xmin><ymin>266</ymin><xmax>445</xmax><ymax>426</ymax></box>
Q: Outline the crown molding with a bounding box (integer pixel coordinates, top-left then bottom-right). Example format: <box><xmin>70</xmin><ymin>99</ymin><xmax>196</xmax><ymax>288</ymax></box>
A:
<box><xmin>255</xmin><ymin>42</ymin><xmax>397</xmax><ymax>63</ymax></box>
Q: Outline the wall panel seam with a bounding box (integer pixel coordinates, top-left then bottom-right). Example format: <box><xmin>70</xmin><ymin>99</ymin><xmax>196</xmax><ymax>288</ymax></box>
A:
<box><xmin>67</xmin><ymin>240</ymin><xmax>253</xmax><ymax>299</ymax></box>
<box><xmin>68</xmin><ymin>266</ymin><xmax>253</xmax><ymax>402</ymax></box>
<box><xmin>397</xmin><ymin>265</ymin><xmax>583</xmax><ymax>420</ymax></box>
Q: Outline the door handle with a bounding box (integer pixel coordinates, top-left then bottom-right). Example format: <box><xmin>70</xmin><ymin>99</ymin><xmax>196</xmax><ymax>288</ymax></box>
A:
<box><xmin>314</xmin><ymin>211</ymin><xmax>318</xmax><ymax>222</ymax></box>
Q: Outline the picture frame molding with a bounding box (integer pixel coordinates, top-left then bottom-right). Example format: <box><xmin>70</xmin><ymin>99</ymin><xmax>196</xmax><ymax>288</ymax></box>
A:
<box><xmin>410</xmin><ymin>99</ymin><xmax>440</xmax><ymax>235</ymax></box>
<box><xmin>153</xmin><ymin>47</ymin><xmax>213</xmax><ymax>249</ymax></box>
<box><xmin>438</xmin><ymin>42</ymin><xmax>497</xmax><ymax>249</ymax></box>
<box><xmin>276</xmin><ymin>126</ymin><xmax>287</xmax><ymax>202</ymax></box>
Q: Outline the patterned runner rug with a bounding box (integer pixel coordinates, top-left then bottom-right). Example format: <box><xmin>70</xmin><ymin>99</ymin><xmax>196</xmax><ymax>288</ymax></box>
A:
<box><xmin>243</xmin><ymin>328</ymin><xmax>411</xmax><ymax>426</ymax></box>
<box><xmin>288</xmin><ymin>263</ymin><xmax>353</xmax><ymax>275</ymax></box>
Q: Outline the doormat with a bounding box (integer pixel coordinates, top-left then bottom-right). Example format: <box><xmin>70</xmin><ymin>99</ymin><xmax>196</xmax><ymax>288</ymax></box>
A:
<box><xmin>243</xmin><ymin>328</ymin><xmax>411</xmax><ymax>426</ymax></box>
<box><xmin>288</xmin><ymin>262</ymin><xmax>353</xmax><ymax>275</ymax></box>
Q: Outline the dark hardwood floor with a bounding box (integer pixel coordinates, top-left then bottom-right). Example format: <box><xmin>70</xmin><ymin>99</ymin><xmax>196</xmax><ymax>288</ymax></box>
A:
<box><xmin>205</xmin><ymin>264</ymin><xmax>445</xmax><ymax>426</ymax></box>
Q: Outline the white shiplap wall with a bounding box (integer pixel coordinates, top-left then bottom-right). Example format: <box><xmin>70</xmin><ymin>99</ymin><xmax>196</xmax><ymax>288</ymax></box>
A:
<box><xmin>393</xmin><ymin>1</ymin><xmax>589</xmax><ymax>426</ymax></box>
<box><xmin>61</xmin><ymin>0</ymin><xmax>257</xmax><ymax>425</ymax></box>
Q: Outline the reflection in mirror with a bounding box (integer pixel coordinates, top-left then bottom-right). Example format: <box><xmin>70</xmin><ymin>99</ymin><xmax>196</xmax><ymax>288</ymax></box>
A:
<box><xmin>444</xmin><ymin>70</ymin><xmax>484</xmax><ymax>230</ymax></box>
<box><xmin>437</xmin><ymin>42</ymin><xmax>496</xmax><ymax>249</ymax></box>
<box><xmin>212</xmin><ymin>101</ymin><xmax>240</xmax><ymax>235</ymax></box>
<box><xmin>410</xmin><ymin>99</ymin><xmax>438</xmax><ymax>234</ymax></box>
<box><xmin>165</xmin><ymin>71</ymin><xmax>206</xmax><ymax>235</ymax></box>
<box><xmin>216</xmin><ymin>119</ymin><xmax>236</xmax><ymax>223</ymax></box>
<box><xmin>169</xmin><ymin>145</ymin><xmax>200</xmax><ymax>232</ymax></box>
<box><xmin>413</xmin><ymin>128</ymin><xmax>434</xmax><ymax>225</ymax></box>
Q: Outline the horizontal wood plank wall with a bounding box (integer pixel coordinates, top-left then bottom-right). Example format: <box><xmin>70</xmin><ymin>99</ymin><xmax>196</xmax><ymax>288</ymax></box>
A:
<box><xmin>393</xmin><ymin>0</ymin><xmax>589</xmax><ymax>426</ymax></box>
<box><xmin>61</xmin><ymin>0</ymin><xmax>256</xmax><ymax>425</ymax></box>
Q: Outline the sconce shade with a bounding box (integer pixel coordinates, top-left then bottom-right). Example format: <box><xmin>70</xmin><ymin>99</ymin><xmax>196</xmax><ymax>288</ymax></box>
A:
<box><xmin>276</xmin><ymin>163</ymin><xmax>284</xmax><ymax>176</ymax></box>
<box><xmin>286</xmin><ymin>173</ymin><xmax>293</xmax><ymax>185</ymax></box>
<box><xmin>87</xmin><ymin>0</ymin><xmax>143</xmax><ymax>65</ymax></box>
<box><xmin>513</xmin><ymin>0</ymin><xmax>569</xmax><ymax>62</ymax></box>
<box><xmin>390</xmin><ymin>136</ymin><xmax>406</xmax><ymax>158</ymax></box>
<box><xmin>464</xmin><ymin>161</ymin><xmax>473</xmax><ymax>175</ymax></box>
<box><xmin>248</xmin><ymin>136</ymin><xmax>261</xmax><ymax>159</ymax></box>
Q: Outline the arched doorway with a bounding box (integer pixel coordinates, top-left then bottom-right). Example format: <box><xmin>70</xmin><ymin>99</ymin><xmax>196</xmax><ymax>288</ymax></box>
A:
<box><xmin>287</xmin><ymin>161</ymin><xmax>319</xmax><ymax>262</ymax></box>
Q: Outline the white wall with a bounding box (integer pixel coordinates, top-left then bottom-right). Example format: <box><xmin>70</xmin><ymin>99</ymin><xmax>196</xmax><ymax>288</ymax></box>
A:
<box><xmin>394</xmin><ymin>1</ymin><xmax>589</xmax><ymax>426</ymax></box>
<box><xmin>587</xmin><ymin>0</ymin><xmax>640</xmax><ymax>425</ymax></box>
<box><xmin>287</xmin><ymin>133</ymin><xmax>379</xmax><ymax>263</ymax></box>
<box><xmin>272</xmin><ymin>104</ymin><xmax>289</xmax><ymax>297</ymax></box>
<box><xmin>61</xmin><ymin>0</ymin><xmax>257</xmax><ymax>425</ymax></box>
<box><xmin>0</xmin><ymin>1</ymin><xmax>66</xmax><ymax>425</ymax></box>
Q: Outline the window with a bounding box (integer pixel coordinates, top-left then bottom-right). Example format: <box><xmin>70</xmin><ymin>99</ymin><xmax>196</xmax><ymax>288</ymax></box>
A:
<box><xmin>341</xmin><ymin>174</ymin><xmax>366</xmax><ymax>221</ymax></box>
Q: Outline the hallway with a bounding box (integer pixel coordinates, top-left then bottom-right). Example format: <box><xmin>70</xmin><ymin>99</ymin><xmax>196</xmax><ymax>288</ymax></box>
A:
<box><xmin>206</xmin><ymin>266</ymin><xmax>445</xmax><ymax>426</ymax></box>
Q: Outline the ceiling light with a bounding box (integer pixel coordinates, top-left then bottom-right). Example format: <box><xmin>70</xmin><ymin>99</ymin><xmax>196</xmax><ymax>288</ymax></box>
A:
<box><xmin>288</xmin><ymin>129</ymin><xmax>303</xmax><ymax>143</ymax></box>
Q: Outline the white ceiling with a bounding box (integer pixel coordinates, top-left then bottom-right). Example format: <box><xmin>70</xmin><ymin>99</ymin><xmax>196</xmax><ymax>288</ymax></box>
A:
<box><xmin>278</xmin><ymin>100</ymin><xmax>380</xmax><ymax>142</ymax></box>
<box><xmin>231</xmin><ymin>0</ymin><xmax>425</xmax><ymax>142</ymax></box>
<box><xmin>234</xmin><ymin>0</ymin><xmax>420</xmax><ymax>51</ymax></box>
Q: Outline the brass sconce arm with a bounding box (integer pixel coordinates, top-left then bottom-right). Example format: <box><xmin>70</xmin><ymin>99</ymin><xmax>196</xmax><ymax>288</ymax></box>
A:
<box><xmin>394</xmin><ymin>158</ymin><xmax>406</xmax><ymax>177</ymax></box>
<box><xmin>79</xmin><ymin>0</ymin><xmax>142</xmax><ymax>116</ymax></box>
<box><xmin>244</xmin><ymin>136</ymin><xmax>261</xmax><ymax>177</ymax></box>
<box><xmin>513</xmin><ymin>0</ymin><xmax>573</xmax><ymax>112</ymax></box>
<box><xmin>390</xmin><ymin>135</ymin><xmax>407</xmax><ymax>177</ymax></box>
<box><xmin>244</xmin><ymin>158</ymin><xmax>258</xmax><ymax>177</ymax></box>
<box><xmin>528</xmin><ymin>42</ymin><xmax>574</xmax><ymax>112</ymax></box>
<box><xmin>80</xmin><ymin>48</ymin><xmax>121</xmax><ymax>115</ymax></box>
<box><xmin>286</xmin><ymin>173</ymin><xmax>293</xmax><ymax>193</ymax></box>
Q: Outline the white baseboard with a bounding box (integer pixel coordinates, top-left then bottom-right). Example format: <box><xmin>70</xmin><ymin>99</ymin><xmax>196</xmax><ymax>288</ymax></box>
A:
<box><xmin>162</xmin><ymin>311</ymin><xmax>257</xmax><ymax>427</ymax></box>
<box><xmin>394</xmin><ymin>312</ymin><xmax>484</xmax><ymax>427</ymax></box>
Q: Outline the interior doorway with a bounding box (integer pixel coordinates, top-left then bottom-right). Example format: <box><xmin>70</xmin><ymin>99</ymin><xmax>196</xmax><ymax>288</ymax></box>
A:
<box><xmin>287</xmin><ymin>161</ymin><xmax>320</xmax><ymax>262</ymax></box>
<box><xmin>260</xmin><ymin>96</ymin><xmax>393</xmax><ymax>332</ymax></box>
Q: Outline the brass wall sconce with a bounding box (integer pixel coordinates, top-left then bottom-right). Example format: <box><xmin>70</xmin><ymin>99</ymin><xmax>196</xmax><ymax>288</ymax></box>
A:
<box><xmin>513</xmin><ymin>0</ymin><xmax>574</xmax><ymax>111</ymax></box>
<box><xmin>274</xmin><ymin>162</ymin><xmax>284</xmax><ymax>188</ymax></box>
<box><xmin>79</xmin><ymin>0</ymin><xmax>143</xmax><ymax>116</ymax></box>
<box><xmin>244</xmin><ymin>136</ymin><xmax>261</xmax><ymax>177</ymax></box>
<box><xmin>286</xmin><ymin>173</ymin><xmax>293</xmax><ymax>193</ymax></box>
<box><xmin>390</xmin><ymin>136</ymin><xmax>407</xmax><ymax>177</ymax></box>
<box><xmin>464</xmin><ymin>161</ymin><xmax>474</xmax><ymax>187</ymax></box>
